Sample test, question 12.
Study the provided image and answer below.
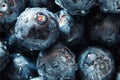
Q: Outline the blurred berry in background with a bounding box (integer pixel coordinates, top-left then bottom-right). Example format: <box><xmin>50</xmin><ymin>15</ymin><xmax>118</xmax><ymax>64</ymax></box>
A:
<box><xmin>8</xmin><ymin>53</ymin><xmax>38</xmax><ymax>80</ymax></box>
<box><xmin>90</xmin><ymin>15</ymin><xmax>120</xmax><ymax>47</ymax></box>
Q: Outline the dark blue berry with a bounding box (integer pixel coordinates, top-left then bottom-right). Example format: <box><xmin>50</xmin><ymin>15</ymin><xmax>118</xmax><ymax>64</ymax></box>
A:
<box><xmin>14</xmin><ymin>8</ymin><xmax>59</xmax><ymax>51</ymax></box>
<box><xmin>78</xmin><ymin>47</ymin><xmax>115</xmax><ymax>80</ymax></box>
<box><xmin>37</xmin><ymin>44</ymin><xmax>77</xmax><ymax>80</ymax></box>
<box><xmin>8</xmin><ymin>53</ymin><xmax>38</xmax><ymax>80</ymax></box>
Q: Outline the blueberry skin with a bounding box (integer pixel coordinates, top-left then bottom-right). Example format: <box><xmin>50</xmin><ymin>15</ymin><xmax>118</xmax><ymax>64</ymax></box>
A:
<box><xmin>116</xmin><ymin>71</ymin><xmax>120</xmax><ymax>80</ymax></box>
<box><xmin>116</xmin><ymin>73</ymin><xmax>120</xmax><ymax>80</ymax></box>
<box><xmin>0</xmin><ymin>41</ymin><xmax>9</xmax><ymax>71</ymax></box>
<box><xmin>57</xmin><ymin>10</ymin><xmax>84</xmax><ymax>44</ymax></box>
<box><xmin>8</xmin><ymin>53</ymin><xmax>38</xmax><ymax>80</ymax></box>
<box><xmin>0</xmin><ymin>0</ymin><xmax>26</xmax><ymax>24</ymax></box>
<box><xmin>98</xmin><ymin>0</ymin><xmax>120</xmax><ymax>13</ymax></box>
<box><xmin>29</xmin><ymin>0</ymin><xmax>54</xmax><ymax>7</ymax></box>
<box><xmin>55</xmin><ymin>0</ymin><xmax>96</xmax><ymax>15</ymax></box>
<box><xmin>90</xmin><ymin>15</ymin><xmax>120</xmax><ymax>46</ymax></box>
<box><xmin>29</xmin><ymin>0</ymin><xmax>59</xmax><ymax>11</ymax></box>
<box><xmin>78</xmin><ymin>47</ymin><xmax>115</xmax><ymax>80</ymax></box>
<box><xmin>14</xmin><ymin>8</ymin><xmax>59</xmax><ymax>51</ymax></box>
<box><xmin>30</xmin><ymin>77</ymin><xmax>44</xmax><ymax>80</ymax></box>
<box><xmin>37</xmin><ymin>44</ymin><xmax>77</xmax><ymax>80</ymax></box>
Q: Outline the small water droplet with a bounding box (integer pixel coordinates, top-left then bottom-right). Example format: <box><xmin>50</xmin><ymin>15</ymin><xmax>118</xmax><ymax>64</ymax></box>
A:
<box><xmin>29</xmin><ymin>76</ymin><xmax>32</xmax><ymax>79</ymax></box>
<box><xmin>30</xmin><ymin>48</ymin><xmax>33</xmax><ymax>51</ymax></box>
<box><xmin>51</xmin><ymin>30</ymin><xmax>54</xmax><ymax>32</ymax></box>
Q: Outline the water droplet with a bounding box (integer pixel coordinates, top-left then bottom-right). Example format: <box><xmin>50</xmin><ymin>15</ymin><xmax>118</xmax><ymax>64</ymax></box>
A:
<box><xmin>30</xmin><ymin>48</ymin><xmax>33</xmax><ymax>51</ymax></box>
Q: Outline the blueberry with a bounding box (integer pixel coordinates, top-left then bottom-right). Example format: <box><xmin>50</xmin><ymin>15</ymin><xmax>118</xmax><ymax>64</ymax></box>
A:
<box><xmin>29</xmin><ymin>0</ymin><xmax>60</xmax><ymax>12</ymax></box>
<box><xmin>55</xmin><ymin>0</ymin><xmax>96</xmax><ymax>15</ymax></box>
<box><xmin>30</xmin><ymin>77</ymin><xmax>44</xmax><ymax>80</ymax></box>
<box><xmin>78</xmin><ymin>47</ymin><xmax>115</xmax><ymax>80</ymax></box>
<box><xmin>37</xmin><ymin>44</ymin><xmax>77</xmax><ymax>80</ymax></box>
<box><xmin>116</xmin><ymin>72</ymin><xmax>120</xmax><ymax>80</ymax></box>
<box><xmin>0</xmin><ymin>0</ymin><xmax>26</xmax><ymax>24</ymax></box>
<box><xmin>90</xmin><ymin>15</ymin><xmax>120</xmax><ymax>46</ymax></box>
<box><xmin>57</xmin><ymin>10</ymin><xmax>84</xmax><ymax>44</ymax></box>
<box><xmin>0</xmin><ymin>41</ymin><xmax>9</xmax><ymax>71</ymax></box>
<box><xmin>14</xmin><ymin>8</ymin><xmax>59</xmax><ymax>51</ymax></box>
<box><xmin>98</xmin><ymin>0</ymin><xmax>120</xmax><ymax>13</ymax></box>
<box><xmin>8</xmin><ymin>53</ymin><xmax>38</xmax><ymax>80</ymax></box>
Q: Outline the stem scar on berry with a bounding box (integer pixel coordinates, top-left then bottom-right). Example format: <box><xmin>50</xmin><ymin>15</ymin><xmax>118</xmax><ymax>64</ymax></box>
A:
<box><xmin>35</xmin><ymin>12</ymin><xmax>48</xmax><ymax>25</ymax></box>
